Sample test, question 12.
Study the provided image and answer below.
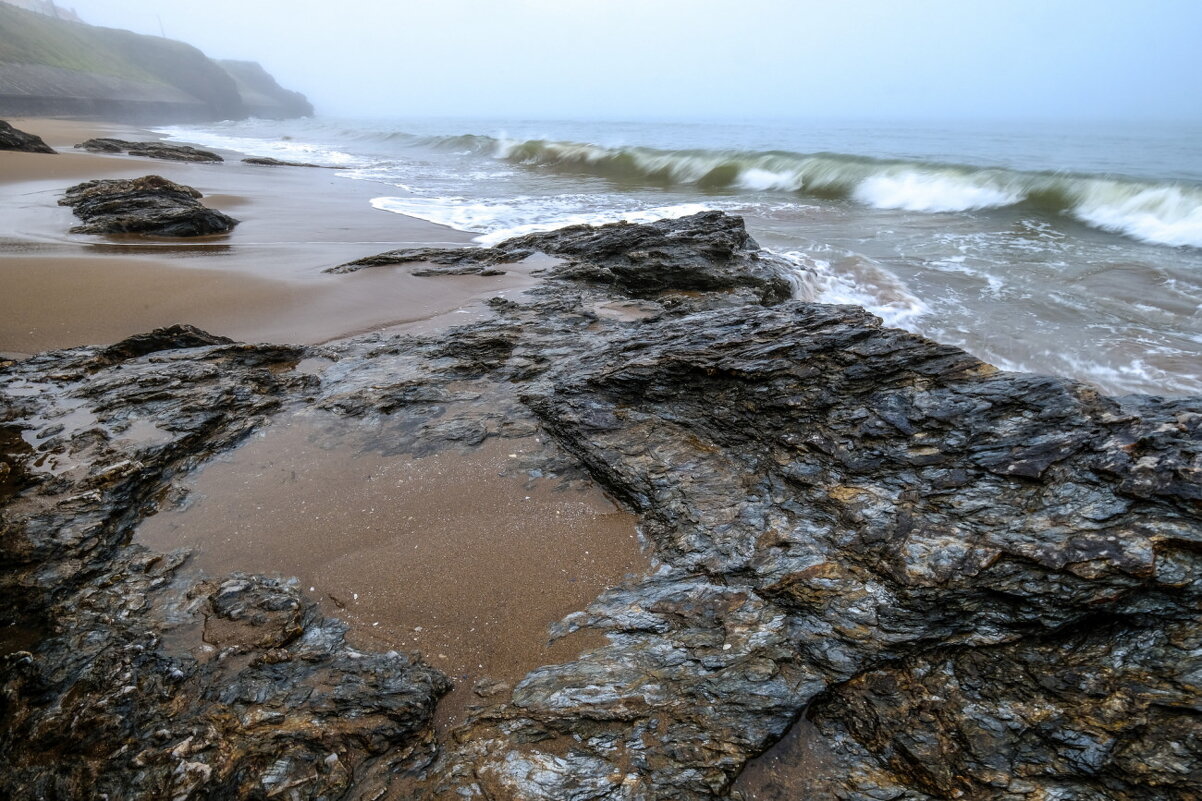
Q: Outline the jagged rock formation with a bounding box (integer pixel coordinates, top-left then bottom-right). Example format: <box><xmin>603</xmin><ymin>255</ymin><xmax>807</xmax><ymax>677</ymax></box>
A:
<box><xmin>1</xmin><ymin>213</ymin><xmax>1198</xmax><ymax>800</ymax></box>
<box><xmin>59</xmin><ymin>175</ymin><xmax>239</xmax><ymax>236</ymax></box>
<box><xmin>75</xmin><ymin>137</ymin><xmax>224</xmax><ymax>162</ymax></box>
<box><xmin>0</xmin><ymin>3</ymin><xmax>312</xmax><ymax>121</ymax></box>
<box><xmin>0</xmin><ymin>326</ymin><xmax>449</xmax><ymax>799</ymax></box>
<box><xmin>242</xmin><ymin>156</ymin><xmax>336</xmax><ymax>168</ymax></box>
<box><xmin>329</xmin><ymin>211</ymin><xmax>793</xmax><ymax>304</ymax></box>
<box><xmin>0</xmin><ymin>118</ymin><xmax>53</xmax><ymax>152</ymax></box>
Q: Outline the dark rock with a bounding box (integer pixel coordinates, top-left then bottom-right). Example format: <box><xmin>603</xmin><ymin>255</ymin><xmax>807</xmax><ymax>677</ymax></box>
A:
<box><xmin>327</xmin><ymin>212</ymin><xmax>793</xmax><ymax>304</ymax></box>
<box><xmin>98</xmin><ymin>323</ymin><xmax>235</xmax><ymax>364</ymax></box>
<box><xmin>75</xmin><ymin>138</ymin><xmax>224</xmax><ymax>162</ymax></box>
<box><xmin>0</xmin><ymin>120</ymin><xmax>55</xmax><ymax>153</ymax></box>
<box><xmin>0</xmin><ymin>329</ymin><xmax>449</xmax><ymax>800</ymax></box>
<box><xmin>506</xmin><ymin>210</ymin><xmax>793</xmax><ymax>303</ymax></box>
<box><xmin>328</xmin><ymin>246</ymin><xmax>516</xmax><ymax>275</ymax></box>
<box><xmin>59</xmin><ymin>175</ymin><xmax>239</xmax><ymax>237</ymax></box>
<box><xmin>2</xmin><ymin>211</ymin><xmax>1199</xmax><ymax>800</ymax></box>
<box><xmin>241</xmin><ymin>156</ymin><xmax>337</xmax><ymax>168</ymax></box>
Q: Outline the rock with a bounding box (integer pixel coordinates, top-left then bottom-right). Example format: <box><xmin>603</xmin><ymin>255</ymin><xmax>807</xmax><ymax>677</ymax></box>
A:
<box><xmin>505</xmin><ymin>210</ymin><xmax>793</xmax><ymax>303</ymax></box>
<box><xmin>327</xmin><ymin>212</ymin><xmax>794</xmax><ymax>304</ymax></box>
<box><xmin>0</xmin><ymin>120</ymin><xmax>55</xmax><ymax>153</ymax></box>
<box><xmin>328</xmin><ymin>246</ymin><xmax>516</xmax><ymax>275</ymax></box>
<box><xmin>59</xmin><ymin>175</ymin><xmax>239</xmax><ymax>236</ymax></box>
<box><xmin>75</xmin><ymin>138</ymin><xmax>224</xmax><ymax>162</ymax></box>
<box><xmin>2</xmin><ymin>212</ymin><xmax>1199</xmax><ymax>800</ymax></box>
<box><xmin>241</xmin><ymin>156</ymin><xmax>337</xmax><ymax>168</ymax></box>
<box><xmin>0</xmin><ymin>327</ymin><xmax>449</xmax><ymax>800</ymax></box>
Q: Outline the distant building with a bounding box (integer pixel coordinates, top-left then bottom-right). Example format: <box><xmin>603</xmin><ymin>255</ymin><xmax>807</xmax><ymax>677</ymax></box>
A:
<box><xmin>0</xmin><ymin>0</ymin><xmax>81</xmax><ymax>22</ymax></box>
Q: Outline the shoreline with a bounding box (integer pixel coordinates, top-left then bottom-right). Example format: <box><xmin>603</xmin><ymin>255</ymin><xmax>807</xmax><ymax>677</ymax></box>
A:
<box><xmin>0</xmin><ymin>117</ymin><xmax>652</xmax><ymax>726</ymax></box>
<box><xmin>2</xmin><ymin>117</ymin><xmax>1199</xmax><ymax>801</ymax></box>
<box><xmin>0</xmin><ymin>117</ymin><xmax>518</xmax><ymax>354</ymax></box>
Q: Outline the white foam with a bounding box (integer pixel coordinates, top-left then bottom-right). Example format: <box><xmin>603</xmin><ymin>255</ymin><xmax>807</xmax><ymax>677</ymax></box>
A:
<box><xmin>853</xmin><ymin>170</ymin><xmax>1023</xmax><ymax>213</ymax></box>
<box><xmin>153</xmin><ymin>126</ymin><xmax>367</xmax><ymax>167</ymax></box>
<box><xmin>370</xmin><ymin>195</ymin><xmax>722</xmax><ymax>245</ymax></box>
<box><xmin>777</xmin><ymin>250</ymin><xmax>930</xmax><ymax>329</ymax></box>
<box><xmin>1071</xmin><ymin>183</ymin><xmax>1202</xmax><ymax>248</ymax></box>
<box><xmin>735</xmin><ymin>168</ymin><xmax>802</xmax><ymax>192</ymax></box>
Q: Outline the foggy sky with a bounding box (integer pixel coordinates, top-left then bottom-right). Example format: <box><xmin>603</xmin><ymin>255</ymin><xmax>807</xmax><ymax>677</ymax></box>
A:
<box><xmin>59</xmin><ymin>0</ymin><xmax>1202</xmax><ymax>121</ymax></box>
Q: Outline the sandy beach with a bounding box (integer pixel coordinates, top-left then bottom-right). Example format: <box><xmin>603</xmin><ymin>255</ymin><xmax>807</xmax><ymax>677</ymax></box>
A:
<box><xmin>0</xmin><ymin>117</ymin><xmax>540</xmax><ymax>355</ymax></box>
<box><xmin>1</xmin><ymin>117</ymin><xmax>649</xmax><ymax>729</ymax></box>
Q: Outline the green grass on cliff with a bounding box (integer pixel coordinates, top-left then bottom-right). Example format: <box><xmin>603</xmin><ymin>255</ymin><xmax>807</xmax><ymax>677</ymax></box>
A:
<box><xmin>0</xmin><ymin>3</ymin><xmax>245</xmax><ymax>116</ymax></box>
<box><xmin>0</xmin><ymin>4</ymin><xmax>161</xmax><ymax>82</ymax></box>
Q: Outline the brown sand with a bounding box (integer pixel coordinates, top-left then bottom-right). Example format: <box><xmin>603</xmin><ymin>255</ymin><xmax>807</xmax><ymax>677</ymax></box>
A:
<box><xmin>137</xmin><ymin>418</ymin><xmax>648</xmax><ymax>729</ymax></box>
<box><xmin>0</xmin><ymin>251</ymin><xmax>542</xmax><ymax>353</ymax></box>
<box><xmin>0</xmin><ymin>149</ymin><xmax>148</xmax><ymax>184</ymax></box>
<box><xmin>2</xmin><ymin>116</ymin><xmax>137</xmax><ymax>148</ymax></box>
<box><xmin>5</xmin><ymin>118</ymin><xmax>654</xmax><ymax>731</ymax></box>
<box><xmin>1</xmin><ymin>117</ymin><xmax>491</xmax><ymax>353</ymax></box>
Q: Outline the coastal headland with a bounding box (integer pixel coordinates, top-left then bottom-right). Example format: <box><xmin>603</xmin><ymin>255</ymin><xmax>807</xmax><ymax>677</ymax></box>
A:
<box><xmin>1</xmin><ymin>117</ymin><xmax>1200</xmax><ymax>801</ymax></box>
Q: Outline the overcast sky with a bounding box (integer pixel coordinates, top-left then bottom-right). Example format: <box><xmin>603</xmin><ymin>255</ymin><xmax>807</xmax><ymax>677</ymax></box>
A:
<box><xmin>60</xmin><ymin>0</ymin><xmax>1202</xmax><ymax>121</ymax></box>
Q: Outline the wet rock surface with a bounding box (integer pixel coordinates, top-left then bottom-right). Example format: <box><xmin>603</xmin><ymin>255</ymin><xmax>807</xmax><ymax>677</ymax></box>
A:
<box><xmin>241</xmin><ymin>156</ymin><xmax>338</xmax><ymax>168</ymax></box>
<box><xmin>328</xmin><ymin>211</ymin><xmax>793</xmax><ymax>304</ymax></box>
<box><xmin>0</xmin><ymin>324</ymin><xmax>449</xmax><ymax>799</ymax></box>
<box><xmin>0</xmin><ymin>119</ymin><xmax>55</xmax><ymax>153</ymax></box>
<box><xmin>2</xmin><ymin>213</ymin><xmax>1199</xmax><ymax>800</ymax></box>
<box><xmin>75</xmin><ymin>137</ymin><xmax>224</xmax><ymax>162</ymax></box>
<box><xmin>59</xmin><ymin>174</ymin><xmax>240</xmax><ymax>237</ymax></box>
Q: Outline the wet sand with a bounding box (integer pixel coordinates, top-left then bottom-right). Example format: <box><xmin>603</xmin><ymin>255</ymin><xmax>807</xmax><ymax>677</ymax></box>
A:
<box><xmin>1</xmin><ymin>116</ymin><xmax>502</xmax><ymax>353</ymax></box>
<box><xmin>137</xmin><ymin>416</ymin><xmax>648</xmax><ymax>728</ymax></box>
<box><xmin>0</xmin><ymin>250</ymin><xmax>542</xmax><ymax>354</ymax></box>
<box><xmin>3</xmin><ymin>117</ymin><xmax>654</xmax><ymax>731</ymax></box>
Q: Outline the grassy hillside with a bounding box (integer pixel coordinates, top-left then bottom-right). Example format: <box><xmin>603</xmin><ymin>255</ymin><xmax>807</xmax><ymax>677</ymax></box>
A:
<box><xmin>0</xmin><ymin>3</ymin><xmax>160</xmax><ymax>82</ymax></box>
<box><xmin>0</xmin><ymin>4</ymin><xmax>310</xmax><ymax>120</ymax></box>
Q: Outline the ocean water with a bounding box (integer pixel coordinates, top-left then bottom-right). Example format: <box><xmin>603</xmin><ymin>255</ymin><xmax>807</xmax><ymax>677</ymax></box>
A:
<box><xmin>157</xmin><ymin>117</ymin><xmax>1202</xmax><ymax>397</ymax></box>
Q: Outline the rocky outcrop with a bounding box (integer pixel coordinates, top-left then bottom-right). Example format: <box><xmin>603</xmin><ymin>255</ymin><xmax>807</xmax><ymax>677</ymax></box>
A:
<box><xmin>330</xmin><ymin>211</ymin><xmax>794</xmax><ymax>305</ymax></box>
<box><xmin>242</xmin><ymin>156</ymin><xmax>336</xmax><ymax>168</ymax></box>
<box><xmin>59</xmin><ymin>175</ymin><xmax>239</xmax><ymax>237</ymax></box>
<box><xmin>0</xmin><ymin>118</ymin><xmax>53</xmax><ymax>152</ymax></box>
<box><xmin>0</xmin><ymin>325</ymin><xmax>449</xmax><ymax>799</ymax></box>
<box><xmin>2</xmin><ymin>213</ymin><xmax>1199</xmax><ymax>800</ymax></box>
<box><xmin>75</xmin><ymin>138</ymin><xmax>224</xmax><ymax>162</ymax></box>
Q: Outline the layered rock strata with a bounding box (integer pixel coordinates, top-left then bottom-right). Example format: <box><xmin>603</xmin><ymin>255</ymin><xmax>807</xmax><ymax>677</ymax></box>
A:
<box><xmin>0</xmin><ymin>118</ymin><xmax>54</xmax><ymax>152</ymax></box>
<box><xmin>1</xmin><ymin>213</ymin><xmax>1198</xmax><ymax>800</ymax></box>
<box><xmin>58</xmin><ymin>175</ymin><xmax>239</xmax><ymax>236</ymax></box>
<box><xmin>75</xmin><ymin>137</ymin><xmax>224</xmax><ymax>162</ymax></box>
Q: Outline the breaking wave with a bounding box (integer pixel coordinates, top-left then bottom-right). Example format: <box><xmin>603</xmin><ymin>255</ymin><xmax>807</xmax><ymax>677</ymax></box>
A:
<box><xmin>407</xmin><ymin>134</ymin><xmax>1202</xmax><ymax>248</ymax></box>
<box><xmin>369</xmin><ymin>196</ymin><xmax>730</xmax><ymax>246</ymax></box>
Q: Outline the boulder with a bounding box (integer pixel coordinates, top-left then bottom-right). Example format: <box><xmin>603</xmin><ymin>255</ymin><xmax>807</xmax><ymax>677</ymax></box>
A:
<box><xmin>75</xmin><ymin>137</ymin><xmax>224</xmax><ymax>162</ymax></box>
<box><xmin>0</xmin><ymin>119</ymin><xmax>55</xmax><ymax>153</ymax></box>
<box><xmin>59</xmin><ymin>175</ymin><xmax>239</xmax><ymax>237</ymax></box>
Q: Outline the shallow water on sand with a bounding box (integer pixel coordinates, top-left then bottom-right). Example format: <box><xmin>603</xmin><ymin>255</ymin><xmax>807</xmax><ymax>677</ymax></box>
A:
<box><xmin>136</xmin><ymin>412</ymin><xmax>650</xmax><ymax>729</ymax></box>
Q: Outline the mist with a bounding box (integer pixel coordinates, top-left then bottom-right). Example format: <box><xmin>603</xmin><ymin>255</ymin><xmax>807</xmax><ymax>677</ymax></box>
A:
<box><xmin>56</xmin><ymin>0</ymin><xmax>1202</xmax><ymax>121</ymax></box>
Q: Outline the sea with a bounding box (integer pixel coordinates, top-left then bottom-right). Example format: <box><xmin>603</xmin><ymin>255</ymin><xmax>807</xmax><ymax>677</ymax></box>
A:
<box><xmin>156</xmin><ymin>116</ymin><xmax>1202</xmax><ymax>398</ymax></box>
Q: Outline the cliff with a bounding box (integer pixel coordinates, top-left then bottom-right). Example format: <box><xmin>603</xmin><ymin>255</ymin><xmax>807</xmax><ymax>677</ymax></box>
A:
<box><xmin>217</xmin><ymin>59</ymin><xmax>312</xmax><ymax>119</ymax></box>
<box><xmin>0</xmin><ymin>3</ymin><xmax>313</xmax><ymax>122</ymax></box>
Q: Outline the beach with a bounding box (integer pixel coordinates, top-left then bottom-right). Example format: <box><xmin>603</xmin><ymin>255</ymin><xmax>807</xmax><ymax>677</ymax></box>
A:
<box><xmin>0</xmin><ymin>118</ymin><xmax>541</xmax><ymax>355</ymax></box>
<box><xmin>0</xmin><ymin>117</ymin><xmax>649</xmax><ymax>728</ymax></box>
<box><xmin>3</xmin><ymin>115</ymin><xmax>1200</xmax><ymax>801</ymax></box>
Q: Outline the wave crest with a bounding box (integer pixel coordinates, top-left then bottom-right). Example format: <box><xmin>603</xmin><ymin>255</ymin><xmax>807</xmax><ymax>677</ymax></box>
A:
<box><xmin>409</xmin><ymin>133</ymin><xmax>1202</xmax><ymax>248</ymax></box>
